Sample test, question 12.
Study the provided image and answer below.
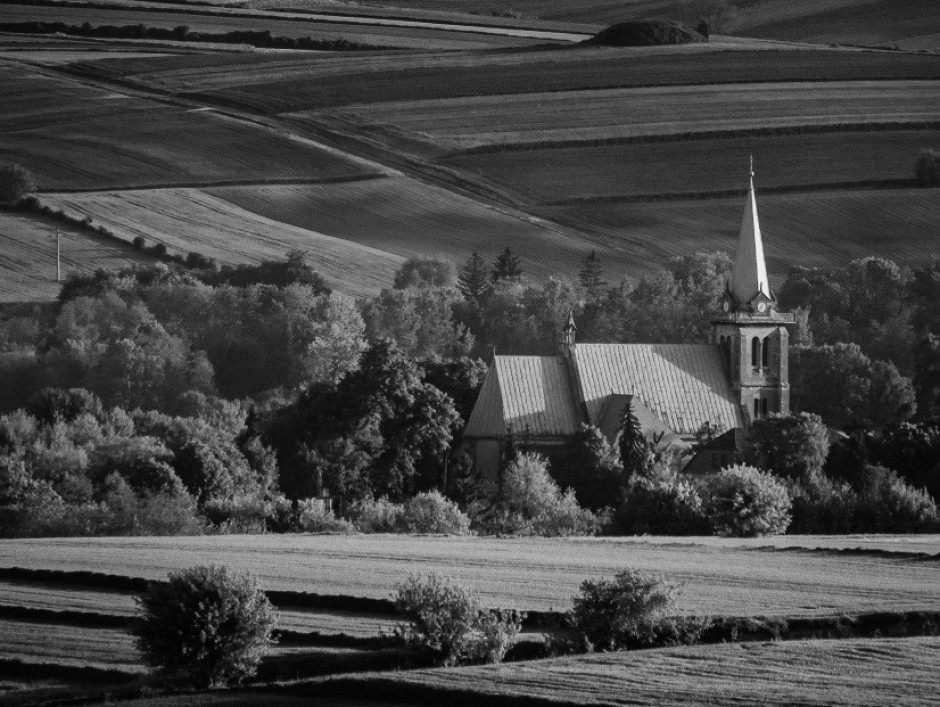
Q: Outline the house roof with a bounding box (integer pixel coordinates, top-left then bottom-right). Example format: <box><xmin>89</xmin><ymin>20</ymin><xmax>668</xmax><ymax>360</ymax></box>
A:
<box><xmin>574</xmin><ymin>343</ymin><xmax>744</xmax><ymax>437</ymax></box>
<box><xmin>464</xmin><ymin>356</ymin><xmax>582</xmax><ymax>439</ymax></box>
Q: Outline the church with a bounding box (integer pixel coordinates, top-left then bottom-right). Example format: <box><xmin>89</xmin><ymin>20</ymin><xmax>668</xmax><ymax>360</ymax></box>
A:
<box><xmin>463</xmin><ymin>168</ymin><xmax>795</xmax><ymax>476</ymax></box>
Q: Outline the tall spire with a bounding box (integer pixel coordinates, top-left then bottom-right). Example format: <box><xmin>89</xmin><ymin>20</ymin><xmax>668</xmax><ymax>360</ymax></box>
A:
<box><xmin>730</xmin><ymin>156</ymin><xmax>772</xmax><ymax>306</ymax></box>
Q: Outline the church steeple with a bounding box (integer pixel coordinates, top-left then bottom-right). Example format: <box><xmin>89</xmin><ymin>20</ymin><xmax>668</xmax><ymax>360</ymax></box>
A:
<box><xmin>730</xmin><ymin>157</ymin><xmax>772</xmax><ymax>307</ymax></box>
<box><xmin>712</xmin><ymin>158</ymin><xmax>793</xmax><ymax>424</ymax></box>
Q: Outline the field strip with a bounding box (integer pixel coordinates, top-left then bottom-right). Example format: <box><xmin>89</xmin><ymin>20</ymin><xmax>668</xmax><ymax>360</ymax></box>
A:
<box><xmin>315</xmin><ymin>637</ymin><xmax>940</xmax><ymax>707</ymax></box>
<box><xmin>2</xmin><ymin>535</ymin><xmax>938</xmax><ymax>616</ymax></box>
<box><xmin>0</xmin><ymin>0</ymin><xmax>594</xmax><ymax>41</ymax></box>
<box><xmin>36</xmin><ymin>173</ymin><xmax>386</xmax><ymax>194</ymax></box>
<box><xmin>39</xmin><ymin>189</ymin><xmax>404</xmax><ymax>297</ymax></box>
<box><xmin>299</xmin><ymin>79</ymin><xmax>940</xmax><ymax>152</ymax></box>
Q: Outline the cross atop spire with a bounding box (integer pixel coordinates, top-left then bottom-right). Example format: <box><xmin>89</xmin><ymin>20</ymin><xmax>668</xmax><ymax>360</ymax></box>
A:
<box><xmin>730</xmin><ymin>158</ymin><xmax>772</xmax><ymax>307</ymax></box>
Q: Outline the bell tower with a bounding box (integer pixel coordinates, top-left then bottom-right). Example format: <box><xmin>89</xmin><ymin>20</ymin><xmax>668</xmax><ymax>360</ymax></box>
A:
<box><xmin>713</xmin><ymin>159</ymin><xmax>794</xmax><ymax>424</ymax></box>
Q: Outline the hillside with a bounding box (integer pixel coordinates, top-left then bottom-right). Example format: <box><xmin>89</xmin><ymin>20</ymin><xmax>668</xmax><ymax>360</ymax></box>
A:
<box><xmin>0</xmin><ymin>0</ymin><xmax>937</xmax><ymax>301</ymax></box>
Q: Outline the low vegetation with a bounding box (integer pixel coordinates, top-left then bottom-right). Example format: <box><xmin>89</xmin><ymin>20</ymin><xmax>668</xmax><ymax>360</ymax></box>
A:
<box><xmin>133</xmin><ymin>565</ymin><xmax>277</xmax><ymax>687</ymax></box>
<box><xmin>585</xmin><ymin>20</ymin><xmax>704</xmax><ymax>47</ymax></box>
<box><xmin>394</xmin><ymin>572</ymin><xmax>523</xmax><ymax>666</ymax></box>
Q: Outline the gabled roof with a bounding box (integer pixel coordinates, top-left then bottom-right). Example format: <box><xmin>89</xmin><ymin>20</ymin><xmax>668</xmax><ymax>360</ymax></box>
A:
<box><xmin>464</xmin><ymin>356</ymin><xmax>582</xmax><ymax>439</ymax></box>
<box><xmin>574</xmin><ymin>344</ymin><xmax>744</xmax><ymax>437</ymax></box>
<box><xmin>731</xmin><ymin>169</ymin><xmax>772</xmax><ymax>306</ymax></box>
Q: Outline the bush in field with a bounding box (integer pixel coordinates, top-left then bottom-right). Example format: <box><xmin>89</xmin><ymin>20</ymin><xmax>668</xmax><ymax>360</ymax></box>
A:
<box><xmin>395</xmin><ymin>572</ymin><xmax>523</xmax><ymax>666</ymax></box>
<box><xmin>134</xmin><ymin>565</ymin><xmax>277</xmax><ymax>687</ymax></box>
<box><xmin>0</xmin><ymin>162</ymin><xmax>36</xmax><ymax>203</ymax></box>
<box><xmin>570</xmin><ymin>569</ymin><xmax>702</xmax><ymax>651</ymax></box>
<box><xmin>915</xmin><ymin>148</ymin><xmax>940</xmax><ymax>187</ymax></box>
<box><xmin>704</xmin><ymin>465</ymin><xmax>792</xmax><ymax>537</ymax></box>
<box><xmin>616</xmin><ymin>477</ymin><xmax>709</xmax><ymax>535</ymax></box>
<box><xmin>400</xmin><ymin>491</ymin><xmax>471</xmax><ymax>534</ymax></box>
<box><xmin>295</xmin><ymin>498</ymin><xmax>355</xmax><ymax>533</ymax></box>
<box><xmin>787</xmin><ymin>476</ymin><xmax>860</xmax><ymax>534</ymax></box>
<box><xmin>347</xmin><ymin>495</ymin><xmax>404</xmax><ymax>533</ymax></box>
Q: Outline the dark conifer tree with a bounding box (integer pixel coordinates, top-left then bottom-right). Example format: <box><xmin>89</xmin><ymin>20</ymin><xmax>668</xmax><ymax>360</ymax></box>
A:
<box><xmin>579</xmin><ymin>250</ymin><xmax>607</xmax><ymax>290</ymax></box>
<box><xmin>491</xmin><ymin>247</ymin><xmax>523</xmax><ymax>283</ymax></box>
<box><xmin>618</xmin><ymin>400</ymin><xmax>647</xmax><ymax>481</ymax></box>
<box><xmin>457</xmin><ymin>251</ymin><xmax>492</xmax><ymax>304</ymax></box>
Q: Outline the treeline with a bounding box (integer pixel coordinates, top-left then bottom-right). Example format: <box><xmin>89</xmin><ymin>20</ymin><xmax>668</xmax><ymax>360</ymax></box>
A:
<box><xmin>1</xmin><ymin>249</ymin><xmax>939</xmax><ymax>537</ymax></box>
<box><xmin>0</xmin><ymin>21</ymin><xmax>392</xmax><ymax>51</ymax></box>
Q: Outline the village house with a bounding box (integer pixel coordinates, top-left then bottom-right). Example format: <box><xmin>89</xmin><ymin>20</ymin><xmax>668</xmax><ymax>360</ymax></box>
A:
<box><xmin>463</xmin><ymin>168</ymin><xmax>795</xmax><ymax>476</ymax></box>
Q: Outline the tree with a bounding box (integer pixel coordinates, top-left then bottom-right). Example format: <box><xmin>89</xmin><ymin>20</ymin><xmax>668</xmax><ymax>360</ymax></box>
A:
<box><xmin>745</xmin><ymin>413</ymin><xmax>830</xmax><ymax>483</ymax></box>
<box><xmin>704</xmin><ymin>465</ymin><xmax>792</xmax><ymax>537</ymax></box>
<box><xmin>618</xmin><ymin>401</ymin><xmax>648</xmax><ymax>480</ymax></box>
<box><xmin>689</xmin><ymin>0</ymin><xmax>737</xmax><ymax>34</ymax></box>
<box><xmin>393</xmin><ymin>257</ymin><xmax>456</xmax><ymax>290</ymax></box>
<box><xmin>301</xmin><ymin>294</ymin><xmax>366</xmax><ymax>384</ymax></box>
<box><xmin>915</xmin><ymin>148</ymin><xmax>940</xmax><ymax>187</ymax></box>
<box><xmin>133</xmin><ymin>565</ymin><xmax>276</xmax><ymax>687</ymax></box>
<box><xmin>579</xmin><ymin>250</ymin><xmax>607</xmax><ymax>290</ymax></box>
<box><xmin>557</xmin><ymin>424</ymin><xmax>623</xmax><ymax>511</ymax></box>
<box><xmin>457</xmin><ymin>251</ymin><xmax>492</xmax><ymax>305</ymax></box>
<box><xmin>491</xmin><ymin>247</ymin><xmax>523</xmax><ymax>283</ymax></box>
<box><xmin>914</xmin><ymin>334</ymin><xmax>940</xmax><ymax>421</ymax></box>
<box><xmin>0</xmin><ymin>162</ymin><xmax>36</xmax><ymax>203</ymax></box>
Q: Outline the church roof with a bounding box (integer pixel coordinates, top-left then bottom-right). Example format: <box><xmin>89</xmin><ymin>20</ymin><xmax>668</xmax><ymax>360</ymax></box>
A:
<box><xmin>730</xmin><ymin>166</ymin><xmax>772</xmax><ymax>306</ymax></box>
<box><xmin>595</xmin><ymin>393</ymin><xmax>678</xmax><ymax>446</ymax></box>
<box><xmin>465</xmin><ymin>344</ymin><xmax>745</xmax><ymax>441</ymax></box>
<box><xmin>574</xmin><ymin>344</ymin><xmax>744</xmax><ymax>437</ymax></box>
<box><xmin>464</xmin><ymin>355</ymin><xmax>581</xmax><ymax>438</ymax></box>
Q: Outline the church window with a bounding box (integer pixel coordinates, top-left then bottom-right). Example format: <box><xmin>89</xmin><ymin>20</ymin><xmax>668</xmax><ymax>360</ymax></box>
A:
<box><xmin>762</xmin><ymin>336</ymin><xmax>770</xmax><ymax>368</ymax></box>
<box><xmin>751</xmin><ymin>337</ymin><xmax>761</xmax><ymax>369</ymax></box>
<box><xmin>754</xmin><ymin>398</ymin><xmax>761</xmax><ymax>418</ymax></box>
<box><xmin>761</xmin><ymin>398</ymin><xmax>768</xmax><ymax>416</ymax></box>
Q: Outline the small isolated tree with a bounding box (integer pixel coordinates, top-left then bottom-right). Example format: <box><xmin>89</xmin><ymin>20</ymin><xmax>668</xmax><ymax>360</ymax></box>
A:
<box><xmin>393</xmin><ymin>257</ymin><xmax>456</xmax><ymax>290</ymax></box>
<box><xmin>915</xmin><ymin>148</ymin><xmax>940</xmax><ymax>187</ymax></box>
<box><xmin>491</xmin><ymin>247</ymin><xmax>523</xmax><ymax>283</ymax></box>
<box><xmin>570</xmin><ymin>569</ymin><xmax>701</xmax><ymax>651</ymax></box>
<box><xmin>0</xmin><ymin>162</ymin><xmax>36</xmax><ymax>203</ymax></box>
<box><xmin>704</xmin><ymin>465</ymin><xmax>792</xmax><ymax>537</ymax></box>
<box><xmin>133</xmin><ymin>565</ymin><xmax>277</xmax><ymax>687</ymax></box>
<box><xmin>395</xmin><ymin>572</ymin><xmax>524</xmax><ymax>666</ymax></box>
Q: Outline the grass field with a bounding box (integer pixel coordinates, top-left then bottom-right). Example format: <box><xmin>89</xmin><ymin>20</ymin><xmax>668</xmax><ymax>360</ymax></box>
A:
<box><xmin>0</xmin><ymin>210</ymin><xmax>152</xmax><ymax>303</ymax></box>
<box><xmin>2</xmin><ymin>535</ymin><xmax>939</xmax><ymax>616</ymax></box>
<box><xmin>538</xmin><ymin>187</ymin><xmax>940</xmax><ymax>274</ymax></box>
<box><xmin>205</xmin><ymin>179</ymin><xmax>616</xmax><ymax>281</ymax></box>
<box><xmin>41</xmin><ymin>189</ymin><xmax>404</xmax><ymax>296</ymax></box>
<box><xmin>444</xmin><ymin>129</ymin><xmax>940</xmax><ymax>202</ymax></box>
<box><xmin>310</xmin><ymin>80</ymin><xmax>940</xmax><ymax>151</ymax></box>
<box><xmin>0</xmin><ymin>63</ymin><xmax>372</xmax><ymax>191</ymax></box>
<box><xmin>321</xmin><ymin>636</ymin><xmax>940</xmax><ymax>706</ymax></box>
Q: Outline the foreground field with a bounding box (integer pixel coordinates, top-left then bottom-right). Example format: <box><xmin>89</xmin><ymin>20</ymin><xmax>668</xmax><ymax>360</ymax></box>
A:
<box><xmin>320</xmin><ymin>636</ymin><xmax>940</xmax><ymax>707</ymax></box>
<box><xmin>0</xmin><ymin>211</ymin><xmax>152</xmax><ymax>303</ymax></box>
<box><xmin>2</xmin><ymin>535</ymin><xmax>938</xmax><ymax>616</ymax></box>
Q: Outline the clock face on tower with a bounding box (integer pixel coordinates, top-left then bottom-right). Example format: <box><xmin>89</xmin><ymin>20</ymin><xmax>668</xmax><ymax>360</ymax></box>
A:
<box><xmin>756</xmin><ymin>302</ymin><xmax>767</xmax><ymax>313</ymax></box>
<box><xmin>722</xmin><ymin>300</ymin><xmax>730</xmax><ymax>312</ymax></box>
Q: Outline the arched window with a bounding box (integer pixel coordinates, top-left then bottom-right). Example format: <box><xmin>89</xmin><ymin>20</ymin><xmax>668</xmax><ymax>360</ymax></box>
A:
<box><xmin>751</xmin><ymin>337</ymin><xmax>761</xmax><ymax>369</ymax></box>
<box><xmin>762</xmin><ymin>335</ymin><xmax>770</xmax><ymax>368</ymax></box>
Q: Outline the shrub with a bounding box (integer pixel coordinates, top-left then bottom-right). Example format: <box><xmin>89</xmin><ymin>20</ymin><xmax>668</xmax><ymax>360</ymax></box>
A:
<box><xmin>0</xmin><ymin>162</ymin><xmax>36</xmax><ymax>203</ymax></box>
<box><xmin>394</xmin><ymin>572</ymin><xmax>523</xmax><ymax>666</ymax></box>
<box><xmin>915</xmin><ymin>148</ymin><xmax>940</xmax><ymax>187</ymax></box>
<box><xmin>617</xmin><ymin>477</ymin><xmax>709</xmax><ymax>535</ymax></box>
<box><xmin>400</xmin><ymin>491</ymin><xmax>471</xmax><ymax>534</ymax></box>
<box><xmin>133</xmin><ymin>565</ymin><xmax>277</xmax><ymax>687</ymax></box>
<box><xmin>745</xmin><ymin>412</ymin><xmax>830</xmax><ymax>483</ymax></box>
<box><xmin>704</xmin><ymin>464</ymin><xmax>792</xmax><ymax>537</ymax></box>
<box><xmin>787</xmin><ymin>476</ymin><xmax>860</xmax><ymax>534</ymax></box>
<box><xmin>857</xmin><ymin>466</ymin><xmax>940</xmax><ymax>532</ymax></box>
<box><xmin>347</xmin><ymin>495</ymin><xmax>404</xmax><ymax>533</ymax></box>
<box><xmin>570</xmin><ymin>569</ymin><xmax>702</xmax><ymax>651</ymax></box>
<box><xmin>556</xmin><ymin>424</ymin><xmax>624</xmax><ymax>511</ymax></box>
<box><xmin>296</xmin><ymin>498</ymin><xmax>355</xmax><ymax>533</ymax></box>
